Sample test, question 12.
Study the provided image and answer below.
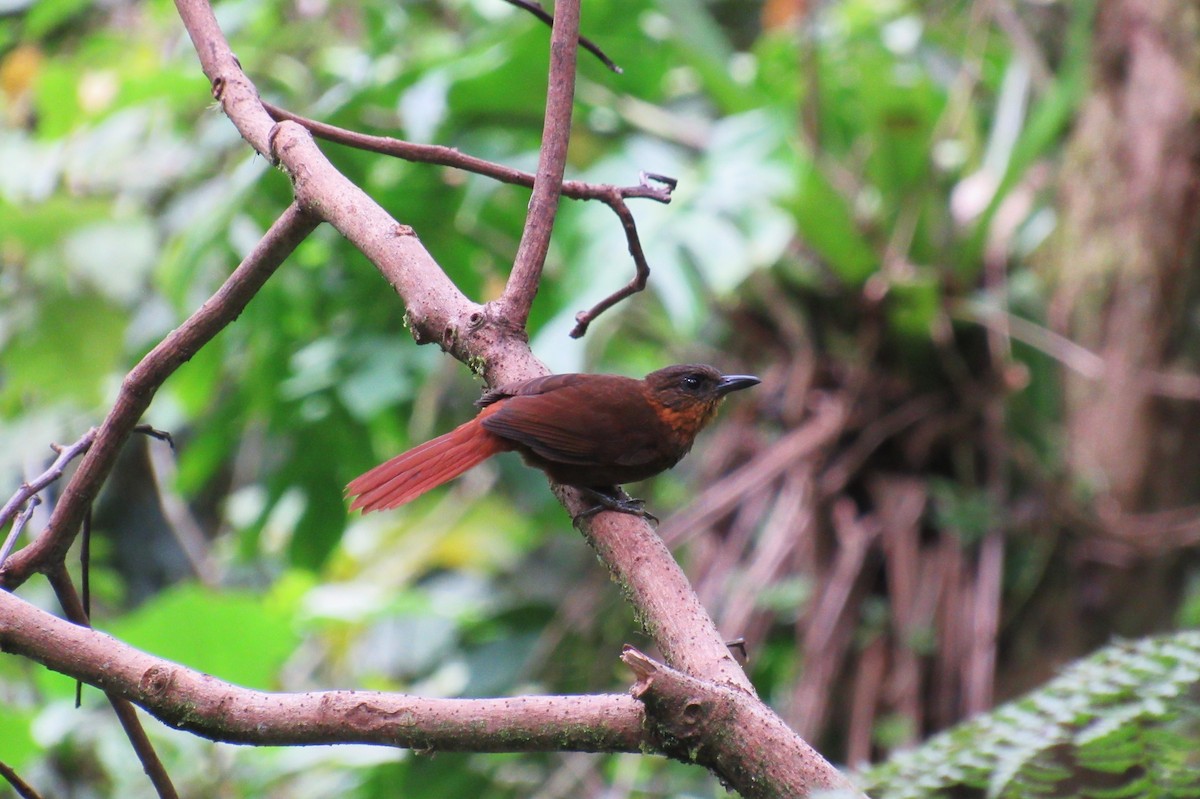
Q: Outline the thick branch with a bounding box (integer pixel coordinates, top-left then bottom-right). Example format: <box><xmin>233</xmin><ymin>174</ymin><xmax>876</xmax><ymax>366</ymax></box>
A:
<box><xmin>0</xmin><ymin>589</ymin><xmax>645</xmax><ymax>753</ymax></box>
<box><xmin>0</xmin><ymin>204</ymin><xmax>318</xmax><ymax>590</ymax></box>
<box><xmin>48</xmin><ymin>568</ymin><xmax>179</xmax><ymax>799</ymax></box>
<box><xmin>622</xmin><ymin>647</ymin><xmax>864</xmax><ymax>799</ymax></box>
<box><xmin>566</xmin><ymin>494</ymin><xmax>755</xmax><ymax>694</ymax></box>
<box><xmin>499</xmin><ymin>0</ymin><xmax>582</xmax><ymax>329</ymax></box>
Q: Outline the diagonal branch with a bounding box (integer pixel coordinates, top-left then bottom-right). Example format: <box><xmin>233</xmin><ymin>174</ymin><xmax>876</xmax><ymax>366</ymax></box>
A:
<box><xmin>0</xmin><ymin>204</ymin><xmax>318</xmax><ymax>590</ymax></box>
<box><xmin>499</xmin><ymin>0</ymin><xmax>582</xmax><ymax>330</ymax></box>
<box><xmin>0</xmin><ymin>760</ymin><xmax>42</xmax><ymax>799</ymax></box>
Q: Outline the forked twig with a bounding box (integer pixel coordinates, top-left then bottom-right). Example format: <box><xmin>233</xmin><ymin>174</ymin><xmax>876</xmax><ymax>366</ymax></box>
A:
<box><xmin>569</xmin><ymin>173</ymin><xmax>676</xmax><ymax>337</ymax></box>
<box><xmin>0</xmin><ymin>425</ymin><xmax>175</xmax><ymax>569</ymax></box>
<box><xmin>261</xmin><ymin>102</ymin><xmax>672</xmax><ymax>204</ymax></box>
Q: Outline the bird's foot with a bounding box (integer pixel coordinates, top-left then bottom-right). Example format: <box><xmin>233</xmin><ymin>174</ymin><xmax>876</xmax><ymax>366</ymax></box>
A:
<box><xmin>574</xmin><ymin>487</ymin><xmax>659</xmax><ymax>525</ymax></box>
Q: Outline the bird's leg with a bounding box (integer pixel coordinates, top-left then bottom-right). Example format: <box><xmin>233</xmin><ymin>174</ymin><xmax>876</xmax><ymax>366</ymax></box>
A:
<box><xmin>574</xmin><ymin>486</ymin><xmax>659</xmax><ymax>525</ymax></box>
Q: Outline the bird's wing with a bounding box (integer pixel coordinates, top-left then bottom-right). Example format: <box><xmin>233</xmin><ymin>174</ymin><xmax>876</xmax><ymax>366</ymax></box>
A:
<box><xmin>479</xmin><ymin>374</ymin><xmax>662</xmax><ymax>466</ymax></box>
<box><xmin>477</xmin><ymin>373</ymin><xmax>587</xmax><ymax>407</ymax></box>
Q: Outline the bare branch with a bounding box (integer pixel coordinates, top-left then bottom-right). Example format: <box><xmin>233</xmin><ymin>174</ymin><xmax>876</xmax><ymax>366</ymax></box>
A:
<box><xmin>569</xmin><ymin>175</ymin><xmax>677</xmax><ymax>337</ymax></box>
<box><xmin>0</xmin><ymin>760</ymin><xmax>43</xmax><ymax>799</ymax></box>
<box><xmin>0</xmin><ymin>430</ymin><xmax>96</xmax><ymax>564</ymax></box>
<box><xmin>260</xmin><ymin>101</ymin><xmax>672</xmax><ymax>205</ymax></box>
<box><xmin>0</xmin><ymin>588</ymin><xmax>645</xmax><ymax>753</ymax></box>
<box><xmin>261</xmin><ymin>102</ymin><xmax>674</xmax><ymax>338</ymax></box>
<box><xmin>0</xmin><ymin>204</ymin><xmax>318</xmax><ymax>590</ymax></box>
<box><xmin>622</xmin><ymin>647</ymin><xmax>865</xmax><ymax>798</ymax></box>
<box><xmin>499</xmin><ymin>0</ymin><xmax>581</xmax><ymax>330</ymax></box>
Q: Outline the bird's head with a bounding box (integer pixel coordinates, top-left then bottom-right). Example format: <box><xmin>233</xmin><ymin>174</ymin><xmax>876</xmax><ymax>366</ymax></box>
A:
<box><xmin>643</xmin><ymin>364</ymin><xmax>760</xmax><ymax>433</ymax></box>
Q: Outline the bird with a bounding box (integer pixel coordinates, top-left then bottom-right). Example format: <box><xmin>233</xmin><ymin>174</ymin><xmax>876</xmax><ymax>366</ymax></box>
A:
<box><xmin>346</xmin><ymin>364</ymin><xmax>760</xmax><ymax>518</ymax></box>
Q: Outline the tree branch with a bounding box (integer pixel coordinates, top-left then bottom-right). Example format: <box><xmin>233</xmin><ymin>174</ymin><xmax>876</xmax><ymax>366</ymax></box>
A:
<box><xmin>0</xmin><ymin>203</ymin><xmax>318</xmax><ymax>590</ymax></box>
<box><xmin>622</xmin><ymin>647</ymin><xmax>863</xmax><ymax>798</ymax></box>
<box><xmin>568</xmin><ymin>175</ymin><xmax>676</xmax><ymax>338</ymax></box>
<box><xmin>0</xmin><ymin>760</ymin><xmax>43</xmax><ymax>799</ymax></box>
<box><xmin>564</xmin><ymin>493</ymin><xmax>756</xmax><ymax>694</ymax></box>
<box><xmin>499</xmin><ymin>0</ymin><xmax>582</xmax><ymax>330</ymax></box>
<box><xmin>260</xmin><ymin>103</ymin><xmax>673</xmax><ymax>337</ymax></box>
<box><xmin>0</xmin><ymin>588</ymin><xmax>645</xmax><ymax>753</ymax></box>
<box><xmin>48</xmin><ymin>567</ymin><xmax>180</xmax><ymax>799</ymax></box>
<box><xmin>260</xmin><ymin>101</ymin><xmax>672</xmax><ymax>206</ymax></box>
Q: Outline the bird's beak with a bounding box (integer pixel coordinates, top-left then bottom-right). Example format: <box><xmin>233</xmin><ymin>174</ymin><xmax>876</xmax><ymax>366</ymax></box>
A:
<box><xmin>716</xmin><ymin>374</ymin><xmax>761</xmax><ymax>396</ymax></box>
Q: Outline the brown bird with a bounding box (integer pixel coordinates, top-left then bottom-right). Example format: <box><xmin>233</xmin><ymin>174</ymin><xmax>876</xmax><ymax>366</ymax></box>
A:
<box><xmin>346</xmin><ymin>364</ymin><xmax>760</xmax><ymax>517</ymax></box>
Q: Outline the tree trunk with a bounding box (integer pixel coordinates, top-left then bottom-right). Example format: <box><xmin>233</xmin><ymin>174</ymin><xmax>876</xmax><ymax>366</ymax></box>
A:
<box><xmin>1052</xmin><ymin>0</ymin><xmax>1200</xmax><ymax>514</ymax></box>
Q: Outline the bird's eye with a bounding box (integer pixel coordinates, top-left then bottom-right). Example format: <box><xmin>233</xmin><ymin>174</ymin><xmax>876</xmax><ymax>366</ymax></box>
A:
<box><xmin>680</xmin><ymin>374</ymin><xmax>703</xmax><ymax>391</ymax></box>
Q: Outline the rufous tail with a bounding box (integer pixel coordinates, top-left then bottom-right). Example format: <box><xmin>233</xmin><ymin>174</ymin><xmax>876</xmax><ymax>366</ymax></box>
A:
<box><xmin>347</xmin><ymin>417</ymin><xmax>508</xmax><ymax>512</ymax></box>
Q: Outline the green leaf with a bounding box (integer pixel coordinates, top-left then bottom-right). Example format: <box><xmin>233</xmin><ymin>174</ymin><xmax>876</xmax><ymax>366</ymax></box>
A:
<box><xmin>793</xmin><ymin>161</ymin><xmax>878</xmax><ymax>285</ymax></box>
<box><xmin>106</xmin><ymin>583</ymin><xmax>300</xmax><ymax>690</ymax></box>
<box><xmin>1</xmin><ymin>290</ymin><xmax>126</xmax><ymax>408</ymax></box>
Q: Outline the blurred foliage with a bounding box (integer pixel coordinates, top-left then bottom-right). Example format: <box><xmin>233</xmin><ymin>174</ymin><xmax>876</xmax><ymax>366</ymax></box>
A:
<box><xmin>7</xmin><ymin>0</ymin><xmax>1194</xmax><ymax>797</ymax></box>
<box><xmin>863</xmin><ymin>631</ymin><xmax>1200</xmax><ymax>799</ymax></box>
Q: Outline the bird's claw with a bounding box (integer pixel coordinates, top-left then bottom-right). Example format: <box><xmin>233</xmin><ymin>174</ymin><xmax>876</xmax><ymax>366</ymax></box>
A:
<box><xmin>574</xmin><ymin>489</ymin><xmax>659</xmax><ymax>525</ymax></box>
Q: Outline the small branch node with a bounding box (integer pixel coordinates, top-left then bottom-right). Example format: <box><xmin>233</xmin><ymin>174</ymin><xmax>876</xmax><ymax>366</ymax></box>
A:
<box><xmin>621</xmin><ymin>645</ymin><xmax>660</xmax><ymax>687</ymax></box>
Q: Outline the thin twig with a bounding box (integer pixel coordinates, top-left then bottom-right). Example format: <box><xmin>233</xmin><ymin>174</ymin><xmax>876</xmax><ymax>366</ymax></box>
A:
<box><xmin>0</xmin><ymin>760</ymin><xmax>43</xmax><ymax>799</ymax></box>
<box><xmin>0</xmin><ymin>430</ymin><xmax>99</xmax><ymax>567</ymax></box>
<box><xmin>0</xmin><ymin>496</ymin><xmax>40</xmax><ymax>571</ymax></box>
<box><xmin>263</xmin><ymin>102</ymin><xmax>673</xmax><ymax>336</ymax></box>
<box><xmin>500</xmin><ymin>0</ymin><xmax>582</xmax><ymax>330</ymax></box>
<box><xmin>502</xmin><ymin>0</ymin><xmax>622</xmax><ymax>73</ymax></box>
<box><xmin>569</xmin><ymin>174</ymin><xmax>676</xmax><ymax>337</ymax></box>
<box><xmin>261</xmin><ymin>102</ymin><xmax>673</xmax><ymax>205</ymax></box>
